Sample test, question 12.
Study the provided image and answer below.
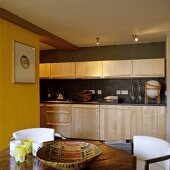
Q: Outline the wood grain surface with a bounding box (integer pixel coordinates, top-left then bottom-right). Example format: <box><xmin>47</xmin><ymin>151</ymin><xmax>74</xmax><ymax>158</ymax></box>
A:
<box><xmin>0</xmin><ymin>140</ymin><xmax>136</xmax><ymax>170</ymax></box>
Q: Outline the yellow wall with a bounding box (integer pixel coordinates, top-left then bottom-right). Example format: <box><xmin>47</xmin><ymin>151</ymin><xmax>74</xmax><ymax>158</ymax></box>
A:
<box><xmin>0</xmin><ymin>19</ymin><xmax>4</xmax><ymax>150</ymax></box>
<box><xmin>0</xmin><ymin>19</ymin><xmax>40</xmax><ymax>150</ymax></box>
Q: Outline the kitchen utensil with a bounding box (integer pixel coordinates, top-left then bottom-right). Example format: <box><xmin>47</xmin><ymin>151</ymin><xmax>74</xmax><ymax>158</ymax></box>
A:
<box><xmin>21</xmin><ymin>139</ymin><xmax>33</xmax><ymax>154</ymax></box>
<box><xmin>14</xmin><ymin>145</ymin><xmax>27</xmax><ymax>163</ymax></box>
<box><xmin>36</xmin><ymin>141</ymin><xmax>102</xmax><ymax>170</ymax></box>
<box><xmin>78</xmin><ymin>90</ymin><xmax>92</xmax><ymax>102</ymax></box>
<box><xmin>130</xmin><ymin>81</ymin><xmax>135</xmax><ymax>103</ymax></box>
<box><xmin>9</xmin><ymin>140</ymin><xmax>22</xmax><ymax>157</ymax></box>
<box><xmin>136</xmin><ymin>81</ymin><xmax>142</xmax><ymax>103</ymax></box>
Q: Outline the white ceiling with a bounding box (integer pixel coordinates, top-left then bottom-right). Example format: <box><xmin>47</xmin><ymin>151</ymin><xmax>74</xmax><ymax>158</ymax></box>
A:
<box><xmin>0</xmin><ymin>0</ymin><xmax>170</xmax><ymax>49</ymax></box>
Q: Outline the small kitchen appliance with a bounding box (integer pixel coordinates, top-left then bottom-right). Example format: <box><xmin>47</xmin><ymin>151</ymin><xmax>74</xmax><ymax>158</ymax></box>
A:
<box><xmin>56</xmin><ymin>89</ymin><xmax>64</xmax><ymax>100</ymax></box>
<box><xmin>145</xmin><ymin>80</ymin><xmax>161</xmax><ymax>104</ymax></box>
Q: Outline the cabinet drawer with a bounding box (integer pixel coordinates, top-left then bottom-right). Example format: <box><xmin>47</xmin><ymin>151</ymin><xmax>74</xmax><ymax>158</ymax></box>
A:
<box><xmin>46</xmin><ymin>112</ymin><xmax>71</xmax><ymax>123</ymax></box>
<box><xmin>46</xmin><ymin>104</ymin><xmax>71</xmax><ymax>114</ymax></box>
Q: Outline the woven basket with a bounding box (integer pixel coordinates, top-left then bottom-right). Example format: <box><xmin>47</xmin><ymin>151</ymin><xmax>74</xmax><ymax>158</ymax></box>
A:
<box><xmin>36</xmin><ymin>141</ymin><xmax>102</xmax><ymax>170</ymax></box>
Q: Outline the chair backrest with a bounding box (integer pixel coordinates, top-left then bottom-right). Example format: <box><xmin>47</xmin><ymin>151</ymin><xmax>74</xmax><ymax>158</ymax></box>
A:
<box><xmin>13</xmin><ymin>128</ymin><xmax>55</xmax><ymax>142</ymax></box>
<box><xmin>133</xmin><ymin>136</ymin><xmax>170</xmax><ymax>170</ymax></box>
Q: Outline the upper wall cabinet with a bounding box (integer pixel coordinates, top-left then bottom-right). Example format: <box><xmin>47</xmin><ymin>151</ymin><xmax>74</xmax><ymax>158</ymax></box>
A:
<box><xmin>76</xmin><ymin>61</ymin><xmax>102</xmax><ymax>78</ymax></box>
<box><xmin>50</xmin><ymin>62</ymin><xmax>76</xmax><ymax>78</ymax></box>
<box><xmin>103</xmin><ymin>60</ymin><xmax>133</xmax><ymax>78</ymax></box>
<box><xmin>39</xmin><ymin>63</ymin><xmax>51</xmax><ymax>78</ymax></box>
<box><xmin>40</xmin><ymin>58</ymin><xmax>165</xmax><ymax>79</ymax></box>
<box><xmin>133</xmin><ymin>58</ymin><xmax>165</xmax><ymax>77</ymax></box>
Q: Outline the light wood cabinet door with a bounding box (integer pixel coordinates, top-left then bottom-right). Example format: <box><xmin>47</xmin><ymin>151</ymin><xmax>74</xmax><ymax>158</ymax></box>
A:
<box><xmin>131</xmin><ymin>106</ymin><xmax>142</xmax><ymax>138</ymax></box>
<box><xmin>100</xmin><ymin>105</ymin><xmax>131</xmax><ymax>140</ymax></box>
<box><xmin>140</xmin><ymin>106</ymin><xmax>166</xmax><ymax>139</ymax></box>
<box><xmin>45</xmin><ymin>104</ymin><xmax>72</xmax><ymax>138</ymax></box>
<box><xmin>133</xmin><ymin>58</ymin><xmax>165</xmax><ymax>77</ymax></box>
<box><xmin>51</xmin><ymin>62</ymin><xmax>75</xmax><ymax>78</ymax></box>
<box><xmin>76</xmin><ymin>61</ymin><xmax>102</xmax><ymax>78</ymax></box>
<box><xmin>103</xmin><ymin>60</ymin><xmax>133</xmax><ymax>78</ymax></box>
<box><xmin>72</xmin><ymin>104</ymin><xmax>100</xmax><ymax>140</ymax></box>
<box><xmin>39</xmin><ymin>63</ymin><xmax>51</xmax><ymax>78</ymax></box>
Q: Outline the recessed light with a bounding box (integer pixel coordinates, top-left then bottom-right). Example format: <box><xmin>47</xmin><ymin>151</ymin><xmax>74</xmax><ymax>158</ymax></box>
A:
<box><xmin>96</xmin><ymin>37</ymin><xmax>100</xmax><ymax>45</ymax></box>
<box><xmin>132</xmin><ymin>34</ymin><xmax>139</xmax><ymax>42</ymax></box>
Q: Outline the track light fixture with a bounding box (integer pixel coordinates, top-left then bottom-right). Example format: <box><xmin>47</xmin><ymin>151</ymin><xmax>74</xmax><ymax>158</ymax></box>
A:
<box><xmin>132</xmin><ymin>34</ymin><xmax>139</xmax><ymax>42</ymax></box>
<box><xmin>96</xmin><ymin>37</ymin><xmax>100</xmax><ymax>45</ymax></box>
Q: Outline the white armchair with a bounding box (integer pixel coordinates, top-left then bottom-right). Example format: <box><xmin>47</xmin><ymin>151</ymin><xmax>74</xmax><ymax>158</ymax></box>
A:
<box><xmin>133</xmin><ymin>136</ymin><xmax>170</xmax><ymax>170</ymax></box>
<box><xmin>13</xmin><ymin>128</ymin><xmax>65</xmax><ymax>142</ymax></box>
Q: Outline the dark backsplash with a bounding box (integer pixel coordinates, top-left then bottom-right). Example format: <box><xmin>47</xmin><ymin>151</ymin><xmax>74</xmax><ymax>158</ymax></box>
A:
<box><xmin>40</xmin><ymin>78</ymin><xmax>166</xmax><ymax>104</ymax></box>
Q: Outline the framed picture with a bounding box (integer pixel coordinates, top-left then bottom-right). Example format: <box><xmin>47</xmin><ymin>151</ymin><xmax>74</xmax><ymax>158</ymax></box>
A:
<box><xmin>13</xmin><ymin>41</ymin><xmax>36</xmax><ymax>83</ymax></box>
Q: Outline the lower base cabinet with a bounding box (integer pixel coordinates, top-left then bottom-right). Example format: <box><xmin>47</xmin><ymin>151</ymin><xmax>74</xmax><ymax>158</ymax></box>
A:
<box><xmin>41</xmin><ymin>104</ymin><xmax>72</xmax><ymax>138</ymax></box>
<box><xmin>100</xmin><ymin>105</ymin><xmax>167</xmax><ymax>140</ymax></box>
<box><xmin>71</xmin><ymin>104</ymin><xmax>100</xmax><ymax>140</ymax></box>
<box><xmin>40</xmin><ymin>103</ymin><xmax>166</xmax><ymax>140</ymax></box>
<box><xmin>140</xmin><ymin>106</ymin><xmax>166</xmax><ymax>139</ymax></box>
<box><xmin>100</xmin><ymin>105</ymin><xmax>131</xmax><ymax>140</ymax></box>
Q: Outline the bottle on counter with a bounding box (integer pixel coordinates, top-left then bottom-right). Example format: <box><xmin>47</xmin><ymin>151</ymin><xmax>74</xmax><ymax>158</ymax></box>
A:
<box><xmin>47</xmin><ymin>88</ymin><xmax>51</xmax><ymax>99</ymax></box>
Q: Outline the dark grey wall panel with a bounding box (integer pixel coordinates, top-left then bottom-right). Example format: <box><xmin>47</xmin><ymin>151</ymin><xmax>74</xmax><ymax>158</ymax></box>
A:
<box><xmin>40</xmin><ymin>42</ymin><xmax>165</xmax><ymax>63</ymax></box>
<box><xmin>40</xmin><ymin>78</ymin><xmax>166</xmax><ymax>104</ymax></box>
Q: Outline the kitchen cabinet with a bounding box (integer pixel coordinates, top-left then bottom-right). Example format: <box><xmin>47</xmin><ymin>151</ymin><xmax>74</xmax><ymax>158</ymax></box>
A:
<box><xmin>72</xmin><ymin>104</ymin><xmax>100</xmax><ymax>140</ymax></box>
<box><xmin>130</xmin><ymin>106</ymin><xmax>142</xmax><ymax>137</ymax></box>
<box><xmin>40</xmin><ymin>58</ymin><xmax>165</xmax><ymax>79</ymax></box>
<box><xmin>100</xmin><ymin>105</ymin><xmax>166</xmax><ymax>140</ymax></box>
<box><xmin>39</xmin><ymin>63</ymin><xmax>51</xmax><ymax>78</ymax></box>
<box><xmin>40</xmin><ymin>103</ymin><xmax>166</xmax><ymax>140</ymax></box>
<box><xmin>75</xmin><ymin>61</ymin><xmax>102</xmax><ymax>78</ymax></box>
<box><xmin>140</xmin><ymin>106</ymin><xmax>166</xmax><ymax>139</ymax></box>
<box><xmin>103</xmin><ymin>60</ymin><xmax>133</xmax><ymax>78</ymax></box>
<box><xmin>100</xmin><ymin>105</ymin><xmax>131</xmax><ymax>140</ymax></box>
<box><xmin>132</xmin><ymin>58</ymin><xmax>165</xmax><ymax>77</ymax></box>
<box><xmin>45</xmin><ymin>104</ymin><xmax>72</xmax><ymax>138</ymax></box>
<box><xmin>51</xmin><ymin>62</ymin><xmax>76</xmax><ymax>78</ymax></box>
<box><xmin>131</xmin><ymin>106</ymin><xmax>166</xmax><ymax>139</ymax></box>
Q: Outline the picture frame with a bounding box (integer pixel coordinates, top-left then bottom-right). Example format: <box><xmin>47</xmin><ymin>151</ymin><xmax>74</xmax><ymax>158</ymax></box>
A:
<box><xmin>13</xmin><ymin>41</ymin><xmax>36</xmax><ymax>83</ymax></box>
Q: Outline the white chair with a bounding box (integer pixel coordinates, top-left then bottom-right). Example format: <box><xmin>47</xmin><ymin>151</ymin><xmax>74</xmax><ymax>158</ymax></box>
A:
<box><xmin>133</xmin><ymin>136</ymin><xmax>170</xmax><ymax>170</ymax></box>
<box><xmin>13</xmin><ymin>128</ymin><xmax>65</xmax><ymax>142</ymax></box>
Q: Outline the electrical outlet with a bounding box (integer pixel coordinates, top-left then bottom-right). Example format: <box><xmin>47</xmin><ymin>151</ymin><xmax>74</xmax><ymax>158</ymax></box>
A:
<box><xmin>89</xmin><ymin>90</ymin><xmax>95</xmax><ymax>94</ymax></box>
<box><xmin>116</xmin><ymin>90</ymin><xmax>121</xmax><ymax>95</ymax></box>
<box><xmin>121</xmin><ymin>90</ymin><xmax>128</xmax><ymax>95</ymax></box>
<box><xmin>97</xmin><ymin>90</ymin><xmax>102</xmax><ymax>94</ymax></box>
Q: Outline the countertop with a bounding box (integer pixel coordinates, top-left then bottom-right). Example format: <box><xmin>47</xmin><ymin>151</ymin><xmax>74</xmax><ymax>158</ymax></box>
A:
<box><xmin>40</xmin><ymin>100</ymin><xmax>166</xmax><ymax>106</ymax></box>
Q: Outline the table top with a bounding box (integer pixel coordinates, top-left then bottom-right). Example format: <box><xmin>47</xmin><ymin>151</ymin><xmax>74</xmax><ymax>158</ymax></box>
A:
<box><xmin>0</xmin><ymin>140</ymin><xmax>136</xmax><ymax>170</ymax></box>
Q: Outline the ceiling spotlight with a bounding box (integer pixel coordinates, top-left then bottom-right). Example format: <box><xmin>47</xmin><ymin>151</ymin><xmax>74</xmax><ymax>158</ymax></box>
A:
<box><xmin>96</xmin><ymin>37</ymin><xmax>100</xmax><ymax>45</ymax></box>
<box><xmin>132</xmin><ymin>34</ymin><xmax>139</xmax><ymax>42</ymax></box>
